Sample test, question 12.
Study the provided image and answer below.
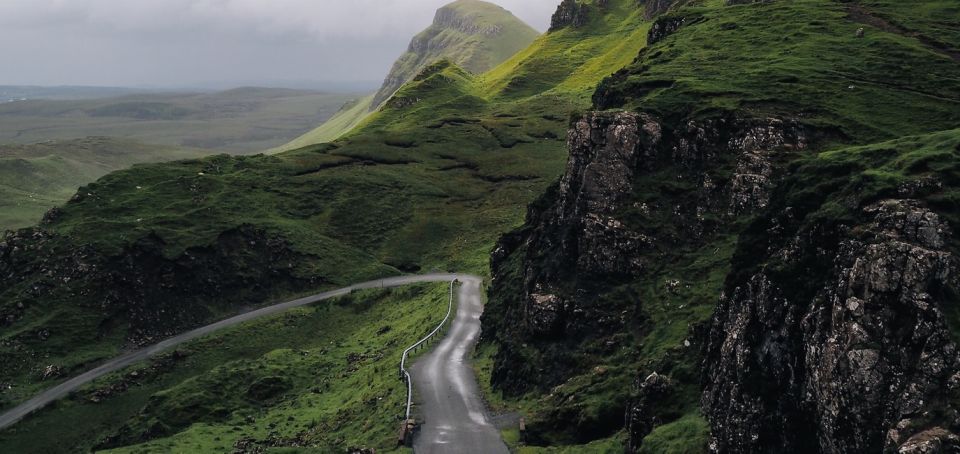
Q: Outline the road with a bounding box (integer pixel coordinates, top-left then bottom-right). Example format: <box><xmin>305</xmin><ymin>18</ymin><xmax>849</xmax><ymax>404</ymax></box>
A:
<box><xmin>0</xmin><ymin>273</ymin><xmax>480</xmax><ymax>433</ymax></box>
<box><xmin>410</xmin><ymin>277</ymin><xmax>509</xmax><ymax>454</ymax></box>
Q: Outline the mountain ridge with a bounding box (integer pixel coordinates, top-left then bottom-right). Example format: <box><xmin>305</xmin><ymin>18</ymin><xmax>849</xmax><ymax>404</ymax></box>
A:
<box><xmin>370</xmin><ymin>0</ymin><xmax>540</xmax><ymax>109</ymax></box>
<box><xmin>2</xmin><ymin>0</ymin><xmax>959</xmax><ymax>452</ymax></box>
<box><xmin>273</xmin><ymin>0</ymin><xmax>540</xmax><ymax>152</ymax></box>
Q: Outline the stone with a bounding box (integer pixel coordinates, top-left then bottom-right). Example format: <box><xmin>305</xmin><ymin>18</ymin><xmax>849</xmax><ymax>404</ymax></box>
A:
<box><xmin>703</xmin><ymin>199</ymin><xmax>959</xmax><ymax>452</ymax></box>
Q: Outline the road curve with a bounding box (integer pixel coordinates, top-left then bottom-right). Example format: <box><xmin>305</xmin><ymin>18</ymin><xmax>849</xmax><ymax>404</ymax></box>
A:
<box><xmin>0</xmin><ymin>273</ymin><xmax>478</xmax><ymax>432</ymax></box>
<box><xmin>410</xmin><ymin>277</ymin><xmax>509</xmax><ymax>454</ymax></box>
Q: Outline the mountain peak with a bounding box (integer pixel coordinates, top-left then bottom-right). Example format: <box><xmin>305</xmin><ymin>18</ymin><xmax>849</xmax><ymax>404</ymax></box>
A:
<box><xmin>369</xmin><ymin>0</ymin><xmax>539</xmax><ymax>109</ymax></box>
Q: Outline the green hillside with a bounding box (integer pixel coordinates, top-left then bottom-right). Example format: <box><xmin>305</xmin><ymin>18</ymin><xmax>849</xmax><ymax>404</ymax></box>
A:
<box><xmin>0</xmin><ymin>1</ymin><xmax>653</xmax><ymax>451</ymax></box>
<box><xmin>370</xmin><ymin>0</ymin><xmax>541</xmax><ymax>108</ymax></box>
<box><xmin>482</xmin><ymin>0</ymin><xmax>960</xmax><ymax>451</ymax></box>
<box><xmin>1</xmin><ymin>0</ymin><xmax>959</xmax><ymax>452</ymax></box>
<box><xmin>273</xmin><ymin>0</ymin><xmax>541</xmax><ymax>153</ymax></box>
<box><xmin>272</xmin><ymin>94</ymin><xmax>375</xmax><ymax>152</ymax></box>
<box><xmin>0</xmin><ymin>138</ymin><xmax>208</xmax><ymax>230</ymax></box>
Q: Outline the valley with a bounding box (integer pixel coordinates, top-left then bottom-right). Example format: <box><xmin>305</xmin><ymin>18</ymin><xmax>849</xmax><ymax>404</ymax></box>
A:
<box><xmin>0</xmin><ymin>88</ymin><xmax>363</xmax><ymax>230</ymax></box>
<box><xmin>1</xmin><ymin>0</ymin><xmax>959</xmax><ymax>453</ymax></box>
<box><xmin>0</xmin><ymin>88</ymin><xmax>360</xmax><ymax>153</ymax></box>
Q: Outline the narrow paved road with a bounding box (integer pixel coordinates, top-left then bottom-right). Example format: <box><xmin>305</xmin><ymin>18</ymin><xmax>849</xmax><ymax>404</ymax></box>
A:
<box><xmin>410</xmin><ymin>277</ymin><xmax>509</xmax><ymax>454</ymax></box>
<box><xmin>0</xmin><ymin>273</ymin><xmax>475</xmax><ymax>432</ymax></box>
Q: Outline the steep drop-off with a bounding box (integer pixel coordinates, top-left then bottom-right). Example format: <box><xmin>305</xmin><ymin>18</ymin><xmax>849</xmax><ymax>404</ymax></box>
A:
<box><xmin>0</xmin><ymin>1</ymin><xmax>653</xmax><ymax>450</ymax></box>
<box><xmin>483</xmin><ymin>0</ymin><xmax>960</xmax><ymax>452</ymax></box>
<box><xmin>3</xmin><ymin>0</ymin><xmax>958</xmax><ymax>452</ymax></box>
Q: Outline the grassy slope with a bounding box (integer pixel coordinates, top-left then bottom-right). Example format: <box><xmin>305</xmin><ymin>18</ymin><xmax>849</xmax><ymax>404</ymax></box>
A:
<box><xmin>370</xmin><ymin>0</ymin><xmax>541</xmax><ymax>108</ymax></box>
<box><xmin>0</xmin><ymin>1</ymin><xmax>654</xmax><ymax>451</ymax></box>
<box><xmin>271</xmin><ymin>95</ymin><xmax>375</xmax><ymax>153</ymax></box>
<box><xmin>275</xmin><ymin>0</ymin><xmax>542</xmax><ymax>154</ymax></box>
<box><xmin>0</xmin><ymin>138</ymin><xmax>208</xmax><ymax>230</ymax></box>
<box><xmin>10</xmin><ymin>0</ymin><xmax>950</xmax><ymax>451</ymax></box>
<box><xmin>603</xmin><ymin>0</ymin><xmax>959</xmax><ymax>142</ymax></box>
<box><xmin>0</xmin><ymin>284</ymin><xmax>449</xmax><ymax>453</ymax></box>
<box><xmin>483</xmin><ymin>0</ymin><xmax>960</xmax><ymax>451</ymax></box>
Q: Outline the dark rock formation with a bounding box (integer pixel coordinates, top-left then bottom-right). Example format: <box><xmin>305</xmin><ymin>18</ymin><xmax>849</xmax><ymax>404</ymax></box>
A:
<box><xmin>704</xmin><ymin>199</ymin><xmax>960</xmax><ymax>453</ymax></box>
<box><xmin>626</xmin><ymin>372</ymin><xmax>674</xmax><ymax>452</ymax></box>
<box><xmin>642</xmin><ymin>0</ymin><xmax>679</xmax><ymax>19</ymax></box>
<box><xmin>371</xmin><ymin>1</ymin><xmax>538</xmax><ymax>109</ymax></box>
<box><xmin>648</xmin><ymin>15</ymin><xmax>687</xmax><ymax>44</ymax></box>
<box><xmin>484</xmin><ymin>110</ymin><xmax>807</xmax><ymax>448</ymax></box>
<box><xmin>550</xmin><ymin>0</ymin><xmax>592</xmax><ymax>31</ymax></box>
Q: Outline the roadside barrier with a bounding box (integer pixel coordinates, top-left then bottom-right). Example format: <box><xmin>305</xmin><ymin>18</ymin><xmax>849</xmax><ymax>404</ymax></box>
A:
<box><xmin>398</xmin><ymin>279</ymin><xmax>457</xmax><ymax>419</ymax></box>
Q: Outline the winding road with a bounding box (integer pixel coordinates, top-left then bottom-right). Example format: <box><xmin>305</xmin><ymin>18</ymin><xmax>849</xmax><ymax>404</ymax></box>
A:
<box><xmin>410</xmin><ymin>277</ymin><xmax>509</xmax><ymax>453</ymax></box>
<box><xmin>0</xmin><ymin>273</ymin><xmax>505</xmax><ymax>454</ymax></box>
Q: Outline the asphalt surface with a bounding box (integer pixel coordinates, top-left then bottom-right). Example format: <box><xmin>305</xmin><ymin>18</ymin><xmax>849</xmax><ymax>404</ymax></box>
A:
<box><xmin>410</xmin><ymin>277</ymin><xmax>509</xmax><ymax>454</ymax></box>
<box><xmin>0</xmin><ymin>273</ymin><xmax>478</xmax><ymax>432</ymax></box>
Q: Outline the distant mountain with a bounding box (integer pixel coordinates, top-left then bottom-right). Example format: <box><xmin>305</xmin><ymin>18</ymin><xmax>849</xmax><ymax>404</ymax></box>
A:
<box><xmin>274</xmin><ymin>0</ymin><xmax>539</xmax><ymax>152</ymax></box>
<box><xmin>371</xmin><ymin>0</ymin><xmax>540</xmax><ymax>109</ymax></box>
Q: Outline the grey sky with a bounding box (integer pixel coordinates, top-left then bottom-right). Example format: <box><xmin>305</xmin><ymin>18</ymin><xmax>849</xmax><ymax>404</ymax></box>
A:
<box><xmin>0</xmin><ymin>0</ymin><xmax>559</xmax><ymax>90</ymax></box>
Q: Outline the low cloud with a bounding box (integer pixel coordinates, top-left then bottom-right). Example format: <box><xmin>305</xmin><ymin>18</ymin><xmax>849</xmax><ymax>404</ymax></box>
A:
<box><xmin>0</xmin><ymin>0</ymin><xmax>559</xmax><ymax>87</ymax></box>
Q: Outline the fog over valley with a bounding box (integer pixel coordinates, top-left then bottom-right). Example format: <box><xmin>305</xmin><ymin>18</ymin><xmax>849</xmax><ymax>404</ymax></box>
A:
<box><xmin>0</xmin><ymin>0</ymin><xmax>559</xmax><ymax>89</ymax></box>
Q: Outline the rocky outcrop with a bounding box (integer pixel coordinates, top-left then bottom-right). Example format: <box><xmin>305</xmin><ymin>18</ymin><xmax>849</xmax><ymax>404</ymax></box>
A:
<box><xmin>648</xmin><ymin>16</ymin><xmax>687</xmax><ymax>44</ymax></box>
<box><xmin>704</xmin><ymin>199</ymin><xmax>960</xmax><ymax>453</ymax></box>
<box><xmin>371</xmin><ymin>1</ymin><xmax>538</xmax><ymax>109</ymax></box>
<box><xmin>433</xmin><ymin>6</ymin><xmax>503</xmax><ymax>36</ymax></box>
<box><xmin>626</xmin><ymin>372</ymin><xmax>674</xmax><ymax>452</ymax></box>
<box><xmin>642</xmin><ymin>0</ymin><xmax>679</xmax><ymax>20</ymax></box>
<box><xmin>485</xmin><ymin>110</ymin><xmax>807</xmax><ymax>416</ymax></box>
<box><xmin>550</xmin><ymin>0</ymin><xmax>592</xmax><ymax>31</ymax></box>
<box><xmin>525</xmin><ymin>111</ymin><xmax>660</xmax><ymax>297</ymax></box>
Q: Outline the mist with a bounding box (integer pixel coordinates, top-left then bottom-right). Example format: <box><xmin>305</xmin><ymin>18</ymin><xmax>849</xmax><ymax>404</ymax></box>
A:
<box><xmin>0</xmin><ymin>0</ymin><xmax>560</xmax><ymax>90</ymax></box>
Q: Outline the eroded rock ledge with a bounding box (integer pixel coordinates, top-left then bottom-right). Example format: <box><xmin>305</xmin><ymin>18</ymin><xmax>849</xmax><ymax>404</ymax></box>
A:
<box><xmin>704</xmin><ymin>199</ymin><xmax>960</xmax><ymax>453</ymax></box>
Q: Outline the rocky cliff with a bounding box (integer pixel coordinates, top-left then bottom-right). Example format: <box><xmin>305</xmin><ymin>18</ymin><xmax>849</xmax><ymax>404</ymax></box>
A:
<box><xmin>483</xmin><ymin>0</ymin><xmax>960</xmax><ymax>451</ymax></box>
<box><xmin>705</xmin><ymin>198</ymin><xmax>960</xmax><ymax>453</ymax></box>
<box><xmin>487</xmin><ymin>108</ymin><xmax>959</xmax><ymax>453</ymax></box>
<box><xmin>370</xmin><ymin>0</ymin><xmax>538</xmax><ymax>109</ymax></box>
<box><xmin>484</xmin><ymin>109</ymin><xmax>810</xmax><ymax>443</ymax></box>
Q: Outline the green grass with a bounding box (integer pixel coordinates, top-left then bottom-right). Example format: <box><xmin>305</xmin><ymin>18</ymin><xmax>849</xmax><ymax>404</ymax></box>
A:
<box><xmin>278</xmin><ymin>0</ymin><xmax>544</xmax><ymax>153</ymax></box>
<box><xmin>0</xmin><ymin>137</ymin><xmax>208</xmax><ymax>230</ymax></box>
<box><xmin>4</xmin><ymin>0</ymin><xmax>958</xmax><ymax>452</ymax></box>
<box><xmin>0</xmin><ymin>284</ymin><xmax>450</xmax><ymax>453</ymax></box>
<box><xmin>597</xmin><ymin>0</ymin><xmax>960</xmax><ymax>142</ymax></box>
<box><xmin>272</xmin><ymin>95</ymin><xmax>375</xmax><ymax>153</ymax></box>
<box><xmin>481</xmin><ymin>0</ymin><xmax>651</xmax><ymax>100</ymax></box>
<box><xmin>857</xmin><ymin>0</ymin><xmax>960</xmax><ymax>48</ymax></box>
<box><xmin>515</xmin><ymin>434</ymin><xmax>628</xmax><ymax>453</ymax></box>
<box><xmin>481</xmin><ymin>0</ymin><xmax>960</xmax><ymax>451</ymax></box>
<box><xmin>638</xmin><ymin>414</ymin><xmax>710</xmax><ymax>454</ymax></box>
<box><xmin>369</xmin><ymin>0</ymin><xmax>540</xmax><ymax>108</ymax></box>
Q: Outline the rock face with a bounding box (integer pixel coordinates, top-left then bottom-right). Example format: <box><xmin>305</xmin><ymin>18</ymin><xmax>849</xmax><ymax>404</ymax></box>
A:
<box><xmin>626</xmin><ymin>372</ymin><xmax>674</xmax><ymax>452</ymax></box>
<box><xmin>648</xmin><ymin>15</ymin><xmax>687</xmax><ymax>44</ymax></box>
<box><xmin>704</xmin><ymin>199</ymin><xmax>960</xmax><ymax>453</ymax></box>
<box><xmin>492</xmin><ymin>112</ymin><xmax>661</xmax><ymax>338</ymax></box>
<box><xmin>484</xmin><ymin>110</ymin><xmax>807</xmax><ymax>446</ymax></box>
<box><xmin>550</xmin><ymin>0</ymin><xmax>592</xmax><ymax>30</ymax></box>
<box><xmin>642</xmin><ymin>0</ymin><xmax>679</xmax><ymax>19</ymax></box>
<box><xmin>371</xmin><ymin>0</ymin><xmax>538</xmax><ymax>109</ymax></box>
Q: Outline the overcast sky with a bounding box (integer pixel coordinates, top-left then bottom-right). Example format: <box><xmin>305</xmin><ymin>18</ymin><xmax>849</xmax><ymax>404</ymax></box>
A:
<box><xmin>0</xmin><ymin>0</ymin><xmax>559</xmax><ymax>90</ymax></box>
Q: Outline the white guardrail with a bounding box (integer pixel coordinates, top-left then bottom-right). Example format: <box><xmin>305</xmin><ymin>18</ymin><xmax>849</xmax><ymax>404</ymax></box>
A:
<box><xmin>398</xmin><ymin>279</ymin><xmax>457</xmax><ymax>419</ymax></box>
